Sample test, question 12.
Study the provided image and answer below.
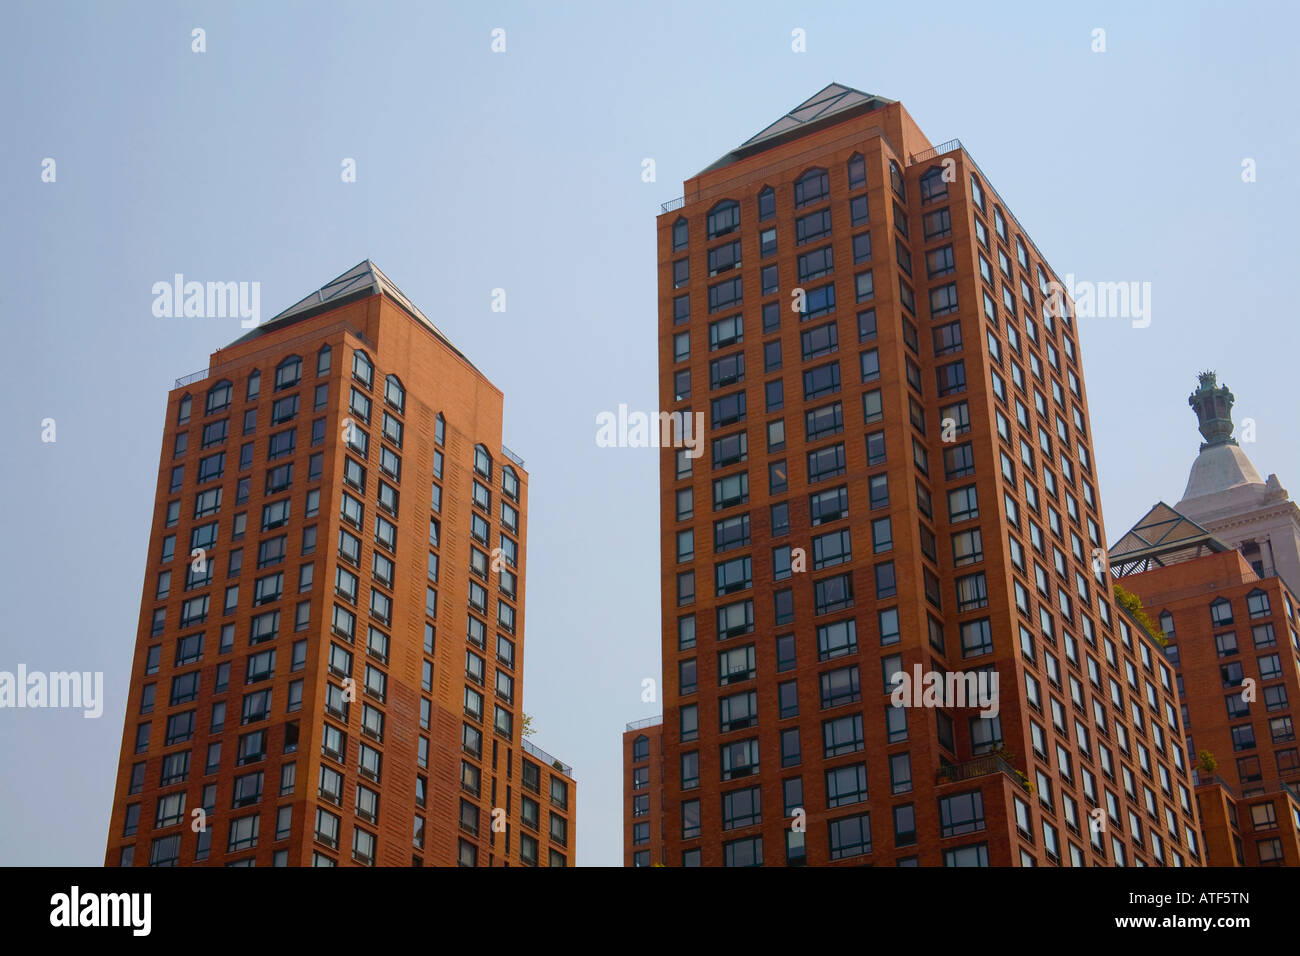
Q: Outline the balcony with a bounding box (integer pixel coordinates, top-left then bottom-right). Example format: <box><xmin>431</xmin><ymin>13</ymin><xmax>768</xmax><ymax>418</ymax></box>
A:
<box><xmin>937</xmin><ymin>753</ymin><xmax>1030</xmax><ymax>792</ymax></box>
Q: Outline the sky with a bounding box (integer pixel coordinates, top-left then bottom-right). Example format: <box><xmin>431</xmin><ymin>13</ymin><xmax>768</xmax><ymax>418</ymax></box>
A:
<box><xmin>1</xmin><ymin>0</ymin><xmax>1297</xmax><ymax>868</ymax></box>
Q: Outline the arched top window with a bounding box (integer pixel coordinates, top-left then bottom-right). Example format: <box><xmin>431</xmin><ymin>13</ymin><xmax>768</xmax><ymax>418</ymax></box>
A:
<box><xmin>206</xmin><ymin>380</ymin><xmax>233</xmax><ymax>415</ymax></box>
<box><xmin>794</xmin><ymin>167</ymin><xmax>829</xmax><ymax>208</ymax></box>
<box><xmin>502</xmin><ymin>465</ymin><xmax>519</xmax><ymax>502</ymax></box>
<box><xmin>1158</xmin><ymin>611</ymin><xmax>1175</xmax><ymax>639</ymax></box>
<box><xmin>672</xmin><ymin>217</ymin><xmax>688</xmax><ymax>251</ymax></box>
<box><xmin>177</xmin><ymin>393</ymin><xmax>192</xmax><ymax>425</ymax></box>
<box><xmin>919</xmin><ymin>165</ymin><xmax>948</xmax><ymax>203</ymax></box>
<box><xmin>384</xmin><ymin>374</ymin><xmax>405</xmax><ymax>414</ymax></box>
<box><xmin>474</xmin><ymin>443</ymin><xmax>492</xmax><ymax>479</ymax></box>
<box><xmin>632</xmin><ymin>735</ymin><xmax>649</xmax><ymax>762</ymax></box>
<box><xmin>434</xmin><ymin>413</ymin><xmax>445</xmax><ymax>446</ymax></box>
<box><xmin>1210</xmin><ymin>597</ymin><xmax>1234</xmax><ymax>628</ymax></box>
<box><xmin>889</xmin><ymin>160</ymin><xmax>905</xmax><ymax>201</ymax></box>
<box><xmin>847</xmin><ymin>153</ymin><xmax>866</xmax><ymax>191</ymax></box>
<box><xmin>969</xmin><ymin>173</ymin><xmax>985</xmax><ymax>212</ymax></box>
<box><xmin>757</xmin><ymin>185</ymin><xmax>775</xmax><ymax>221</ymax></box>
<box><xmin>1247</xmin><ymin>588</ymin><xmax>1271</xmax><ymax>619</ymax></box>
<box><xmin>275</xmin><ymin>355</ymin><xmax>302</xmax><ymax>391</ymax></box>
<box><xmin>706</xmin><ymin>200</ymin><xmax>740</xmax><ymax>239</ymax></box>
<box><xmin>352</xmin><ymin>350</ymin><xmax>373</xmax><ymax>388</ymax></box>
<box><xmin>317</xmin><ymin>345</ymin><xmax>332</xmax><ymax>377</ymax></box>
<box><xmin>245</xmin><ymin>369</ymin><xmax>261</xmax><ymax>401</ymax></box>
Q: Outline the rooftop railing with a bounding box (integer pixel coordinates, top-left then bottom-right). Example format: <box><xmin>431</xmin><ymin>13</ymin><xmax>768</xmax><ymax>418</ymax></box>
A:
<box><xmin>1193</xmin><ymin>771</ymin><xmax>1239</xmax><ymax>799</ymax></box>
<box><xmin>174</xmin><ymin>368</ymin><xmax>210</xmax><ymax>389</ymax></box>
<box><xmin>501</xmin><ymin>444</ymin><xmax>526</xmax><ymax>468</ymax></box>
<box><xmin>908</xmin><ymin>138</ymin><xmax>962</xmax><ymax>165</ymax></box>
<box><xmin>625</xmin><ymin>715</ymin><xmax>663</xmax><ymax>732</ymax></box>
<box><xmin>522</xmin><ymin>738</ymin><xmax>572</xmax><ymax>777</ymax></box>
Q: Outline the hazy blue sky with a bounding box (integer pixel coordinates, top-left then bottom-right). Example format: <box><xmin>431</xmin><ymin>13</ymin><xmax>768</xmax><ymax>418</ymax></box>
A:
<box><xmin>2</xmin><ymin>1</ymin><xmax>1297</xmax><ymax>867</ymax></box>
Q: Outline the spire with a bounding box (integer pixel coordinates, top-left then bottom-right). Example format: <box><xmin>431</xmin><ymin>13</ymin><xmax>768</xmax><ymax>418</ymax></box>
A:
<box><xmin>1188</xmin><ymin>371</ymin><xmax>1237</xmax><ymax>451</ymax></box>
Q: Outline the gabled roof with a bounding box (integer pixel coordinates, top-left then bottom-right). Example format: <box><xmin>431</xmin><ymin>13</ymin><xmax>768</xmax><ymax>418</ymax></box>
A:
<box><xmin>1109</xmin><ymin>501</ymin><xmax>1230</xmax><ymax>576</ymax></box>
<box><xmin>698</xmin><ymin>82</ymin><xmax>895</xmax><ymax>175</ymax></box>
<box><xmin>227</xmin><ymin>259</ymin><xmax>473</xmax><ymax>369</ymax></box>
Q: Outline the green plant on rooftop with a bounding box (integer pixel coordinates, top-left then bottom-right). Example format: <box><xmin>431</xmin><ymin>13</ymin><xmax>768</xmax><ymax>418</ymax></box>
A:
<box><xmin>1113</xmin><ymin>582</ymin><xmax>1167</xmax><ymax>646</ymax></box>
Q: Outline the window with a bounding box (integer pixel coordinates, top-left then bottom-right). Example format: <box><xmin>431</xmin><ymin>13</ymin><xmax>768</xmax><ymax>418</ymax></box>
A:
<box><xmin>961</xmin><ymin>618</ymin><xmax>993</xmax><ymax>658</ymax></box>
<box><xmin>820</xmin><ymin>665</ymin><xmax>860</xmax><ymax>708</ymax></box>
<box><xmin>937</xmin><ymin>360</ymin><xmax>966</xmax><ymax>396</ymax></box>
<box><xmin>672</xmin><ymin>216</ymin><xmax>688</xmax><ymax>250</ymax></box>
<box><xmin>708</xmin><ymin>314</ymin><xmax>743</xmax><ymax>351</ymax></box>
<box><xmin>826</xmin><ymin>764</ymin><xmax>868</xmax><ymax>808</ymax></box>
<box><xmin>707</xmin><ymin>200</ymin><xmax>740</xmax><ymax>238</ymax></box>
<box><xmin>716</xmin><ymin>599</ymin><xmax>754</xmax><ymax>638</ymax></box>
<box><xmin>1247</xmin><ymin>589</ymin><xmax>1271</xmax><ymax>618</ymax></box>
<box><xmin>201</xmin><ymin>419</ymin><xmax>228</xmax><ymax>448</ymax></box>
<box><xmin>829</xmin><ymin>812</ymin><xmax>871</xmax><ymax>860</ymax></box>
<box><xmin>718</xmin><ymin>644</ymin><xmax>756</xmax><ymax>685</ymax></box>
<box><xmin>1211</xmin><ymin>598</ymin><xmax>1234</xmax><ymax>627</ymax></box>
<box><xmin>775</xmin><ymin>633</ymin><xmax>796</xmax><ymax>673</ymax></box>
<box><xmin>852</xmin><ymin>195</ymin><xmax>871</xmax><ymax>226</ymax></box>
<box><xmin>801</xmin><ymin>283</ymin><xmax>835</xmax><ymax>319</ymax></box>
<box><xmin>149</xmin><ymin>834</ymin><xmax>181</xmax><ymax>867</ymax></box>
<box><xmin>803</xmin><ymin>362</ymin><xmax>840</xmax><ymax>400</ymax></box>
<box><xmin>855</xmin><ymin>270</ymin><xmax>874</xmax><ymax>303</ymax></box>
<box><xmin>919</xmin><ymin>166</ymin><xmax>948</xmax><ymax>202</ymax></box>
<box><xmin>847</xmin><ymin>153</ymin><xmax>866</xmax><ymax>190</ymax></box>
<box><xmin>673</xmin><ymin>257</ymin><xmax>689</xmax><ymax>288</ymax></box>
<box><xmin>794</xmin><ymin>168</ymin><xmax>829</xmax><ymax>208</ymax></box>
<box><xmin>807</xmin><ymin>444</ymin><xmax>845</xmax><ymax>483</ymax></box>
<box><xmin>765</xmin><ymin>459</ymin><xmax>787</xmax><ymax>494</ymax></box>
<box><xmin>350</xmin><ymin>350</ymin><xmax>373</xmax><ymax>388</ymax></box>
<box><xmin>923</xmin><ymin>208</ymin><xmax>951</xmax><ymax>239</ymax></box>
<box><xmin>798</xmin><ymin>245</ymin><xmax>833</xmax><ymax>283</ymax></box>
<box><xmin>940</xmin><ymin>790</ymin><xmax>986</xmax><ymax>837</ymax></box>
<box><xmin>948</xmin><ymin>486</ymin><xmax>978</xmax><ymax>523</ymax></box>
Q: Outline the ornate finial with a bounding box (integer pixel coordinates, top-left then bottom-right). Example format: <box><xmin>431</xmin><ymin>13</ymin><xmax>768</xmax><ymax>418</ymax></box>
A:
<box><xmin>1188</xmin><ymin>371</ymin><xmax>1236</xmax><ymax>450</ymax></box>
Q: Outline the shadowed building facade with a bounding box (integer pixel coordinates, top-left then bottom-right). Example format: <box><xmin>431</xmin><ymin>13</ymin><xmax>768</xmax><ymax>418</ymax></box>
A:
<box><xmin>105</xmin><ymin>261</ymin><xmax>574</xmax><ymax>867</ymax></box>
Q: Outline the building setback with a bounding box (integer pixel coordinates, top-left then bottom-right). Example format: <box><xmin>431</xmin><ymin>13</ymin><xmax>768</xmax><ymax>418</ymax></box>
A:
<box><xmin>105</xmin><ymin>260</ymin><xmax>574</xmax><ymax>867</ymax></box>
<box><xmin>623</xmin><ymin>718</ymin><xmax>665</xmax><ymax>866</ymax></box>
<box><xmin>629</xmin><ymin>83</ymin><xmax>1203</xmax><ymax>866</ymax></box>
<box><xmin>1112</xmin><ymin>377</ymin><xmax>1300</xmax><ymax>866</ymax></box>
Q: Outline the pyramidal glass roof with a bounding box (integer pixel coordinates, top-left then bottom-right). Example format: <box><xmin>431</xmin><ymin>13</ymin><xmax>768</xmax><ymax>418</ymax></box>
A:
<box><xmin>1108</xmin><ymin>501</ymin><xmax>1229</xmax><ymax>574</ymax></box>
<box><xmin>700</xmin><ymin>82</ymin><xmax>895</xmax><ymax>174</ymax></box>
<box><xmin>229</xmin><ymin>260</ymin><xmax>472</xmax><ymax>368</ymax></box>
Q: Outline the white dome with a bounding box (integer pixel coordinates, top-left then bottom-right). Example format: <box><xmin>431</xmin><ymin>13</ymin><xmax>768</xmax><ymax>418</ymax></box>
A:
<box><xmin>1178</xmin><ymin>443</ymin><xmax>1264</xmax><ymax>509</ymax></box>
